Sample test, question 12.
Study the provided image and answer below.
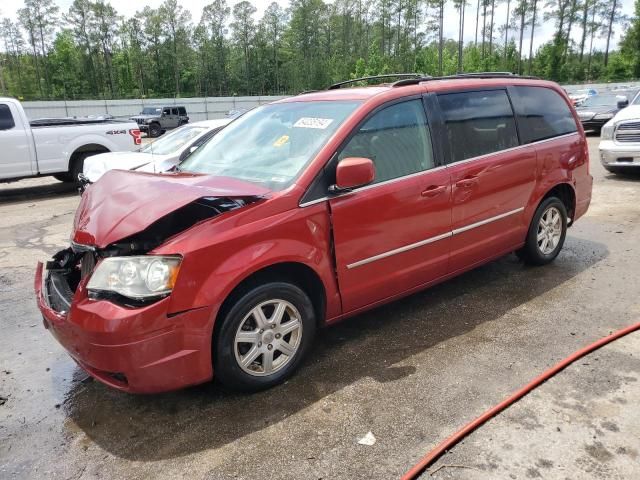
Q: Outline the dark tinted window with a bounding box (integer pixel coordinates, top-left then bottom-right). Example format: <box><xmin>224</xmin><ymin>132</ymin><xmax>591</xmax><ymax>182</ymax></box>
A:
<box><xmin>178</xmin><ymin>107</ymin><xmax>187</xmax><ymax>115</ymax></box>
<box><xmin>0</xmin><ymin>104</ymin><xmax>16</xmax><ymax>130</ymax></box>
<box><xmin>512</xmin><ymin>86</ymin><xmax>578</xmax><ymax>143</ymax></box>
<box><xmin>339</xmin><ymin>99</ymin><xmax>434</xmax><ymax>184</ymax></box>
<box><xmin>438</xmin><ymin>90</ymin><xmax>519</xmax><ymax>163</ymax></box>
<box><xmin>171</xmin><ymin>107</ymin><xmax>179</xmax><ymax>115</ymax></box>
<box><xmin>162</xmin><ymin>107</ymin><xmax>171</xmax><ymax>115</ymax></box>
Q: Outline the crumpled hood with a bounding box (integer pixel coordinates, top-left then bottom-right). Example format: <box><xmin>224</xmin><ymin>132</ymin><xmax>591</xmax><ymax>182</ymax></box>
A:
<box><xmin>72</xmin><ymin>169</ymin><xmax>270</xmax><ymax>248</ymax></box>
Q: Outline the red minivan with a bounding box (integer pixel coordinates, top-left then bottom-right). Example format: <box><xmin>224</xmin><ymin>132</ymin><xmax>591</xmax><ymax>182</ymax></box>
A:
<box><xmin>36</xmin><ymin>74</ymin><xmax>592</xmax><ymax>393</ymax></box>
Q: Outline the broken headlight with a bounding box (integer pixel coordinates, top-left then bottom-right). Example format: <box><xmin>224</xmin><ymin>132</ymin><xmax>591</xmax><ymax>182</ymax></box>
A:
<box><xmin>87</xmin><ymin>256</ymin><xmax>182</xmax><ymax>300</ymax></box>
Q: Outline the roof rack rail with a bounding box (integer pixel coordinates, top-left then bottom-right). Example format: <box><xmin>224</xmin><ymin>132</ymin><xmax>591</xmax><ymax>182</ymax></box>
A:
<box><xmin>328</xmin><ymin>73</ymin><xmax>423</xmax><ymax>90</ymax></box>
<box><xmin>392</xmin><ymin>71</ymin><xmax>539</xmax><ymax>87</ymax></box>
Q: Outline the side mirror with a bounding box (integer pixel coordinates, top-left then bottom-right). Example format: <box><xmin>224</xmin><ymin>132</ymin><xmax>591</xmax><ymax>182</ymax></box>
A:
<box><xmin>616</xmin><ymin>96</ymin><xmax>629</xmax><ymax>109</ymax></box>
<box><xmin>332</xmin><ymin>157</ymin><xmax>375</xmax><ymax>192</ymax></box>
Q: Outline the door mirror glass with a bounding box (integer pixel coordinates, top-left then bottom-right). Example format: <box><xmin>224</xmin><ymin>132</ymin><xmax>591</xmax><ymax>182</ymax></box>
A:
<box><xmin>334</xmin><ymin>157</ymin><xmax>375</xmax><ymax>191</ymax></box>
<box><xmin>616</xmin><ymin>96</ymin><xmax>629</xmax><ymax>109</ymax></box>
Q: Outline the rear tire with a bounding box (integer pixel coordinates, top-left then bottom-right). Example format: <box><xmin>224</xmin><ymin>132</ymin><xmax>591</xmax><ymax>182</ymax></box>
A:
<box><xmin>54</xmin><ymin>153</ymin><xmax>91</xmax><ymax>186</ymax></box>
<box><xmin>516</xmin><ymin>197</ymin><xmax>568</xmax><ymax>266</ymax></box>
<box><xmin>214</xmin><ymin>282</ymin><xmax>316</xmax><ymax>392</ymax></box>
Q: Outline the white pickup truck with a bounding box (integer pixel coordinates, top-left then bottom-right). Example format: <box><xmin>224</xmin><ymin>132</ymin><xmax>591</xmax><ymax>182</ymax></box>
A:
<box><xmin>600</xmin><ymin>93</ymin><xmax>640</xmax><ymax>174</ymax></box>
<box><xmin>0</xmin><ymin>97</ymin><xmax>141</xmax><ymax>184</ymax></box>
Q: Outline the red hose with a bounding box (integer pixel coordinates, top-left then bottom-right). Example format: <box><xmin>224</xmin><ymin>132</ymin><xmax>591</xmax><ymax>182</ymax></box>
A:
<box><xmin>401</xmin><ymin>321</ymin><xmax>640</xmax><ymax>480</ymax></box>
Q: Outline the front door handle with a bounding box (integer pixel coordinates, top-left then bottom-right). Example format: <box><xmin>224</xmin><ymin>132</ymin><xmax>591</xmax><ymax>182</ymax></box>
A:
<box><xmin>455</xmin><ymin>176</ymin><xmax>479</xmax><ymax>188</ymax></box>
<box><xmin>421</xmin><ymin>185</ymin><xmax>447</xmax><ymax>197</ymax></box>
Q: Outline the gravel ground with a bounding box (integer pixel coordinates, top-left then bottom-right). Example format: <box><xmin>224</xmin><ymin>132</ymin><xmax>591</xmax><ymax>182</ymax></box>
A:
<box><xmin>1</xmin><ymin>136</ymin><xmax>639</xmax><ymax>479</ymax></box>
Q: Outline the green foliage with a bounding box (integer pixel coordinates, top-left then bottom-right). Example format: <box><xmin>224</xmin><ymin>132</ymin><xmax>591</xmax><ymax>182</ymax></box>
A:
<box><xmin>0</xmin><ymin>0</ymin><xmax>638</xmax><ymax>100</ymax></box>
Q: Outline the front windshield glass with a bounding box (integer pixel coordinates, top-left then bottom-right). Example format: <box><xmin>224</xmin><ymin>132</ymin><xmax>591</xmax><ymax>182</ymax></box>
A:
<box><xmin>141</xmin><ymin>126</ymin><xmax>207</xmax><ymax>155</ymax></box>
<box><xmin>180</xmin><ymin>101</ymin><xmax>361</xmax><ymax>190</ymax></box>
<box><xmin>141</xmin><ymin>107</ymin><xmax>162</xmax><ymax>115</ymax></box>
<box><xmin>581</xmin><ymin>93</ymin><xmax>632</xmax><ymax>107</ymax></box>
<box><xmin>633</xmin><ymin>92</ymin><xmax>640</xmax><ymax>105</ymax></box>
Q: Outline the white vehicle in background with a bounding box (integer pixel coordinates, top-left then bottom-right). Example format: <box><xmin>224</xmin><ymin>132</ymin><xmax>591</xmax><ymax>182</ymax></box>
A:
<box><xmin>599</xmin><ymin>91</ymin><xmax>640</xmax><ymax>174</ymax></box>
<box><xmin>83</xmin><ymin>118</ymin><xmax>231</xmax><ymax>183</ymax></box>
<box><xmin>568</xmin><ymin>88</ymin><xmax>598</xmax><ymax>106</ymax></box>
<box><xmin>0</xmin><ymin>97</ymin><xmax>141</xmax><ymax>184</ymax></box>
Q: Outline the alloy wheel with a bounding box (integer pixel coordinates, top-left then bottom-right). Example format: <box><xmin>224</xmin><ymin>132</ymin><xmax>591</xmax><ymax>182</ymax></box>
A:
<box><xmin>537</xmin><ymin>206</ymin><xmax>563</xmax><ymax>255</ymax></box>
<box><xmin>233</xmin><ymin>299</ymin><xmax>303</xmax><ymax>376</ymax></box>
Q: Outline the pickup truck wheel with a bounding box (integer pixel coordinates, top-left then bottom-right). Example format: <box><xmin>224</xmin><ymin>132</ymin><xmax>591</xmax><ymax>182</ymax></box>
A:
<box><xmin>148</xmin><ymin>123</ymin><xmax>162</xmax><ymax>138</ymax></box>
<box><xmin>214</xmin><ymin>282</ymin><xmax>316</xmax><ymax>392</ymax></box>
<box><xmin>516</xmin><ymin>197</ymin><xmax>567</xmax><ymax>266</ymax></box>
<box><xmin>54</xmin><ymin>153</ymin><xmax>90</xmax><ymax>185</ymax></box>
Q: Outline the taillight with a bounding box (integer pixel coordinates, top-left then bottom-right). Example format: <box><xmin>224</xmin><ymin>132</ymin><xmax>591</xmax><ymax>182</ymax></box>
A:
<box><xmin>129</xmin><ymin>129</ymin><xmax>141</xmax><ymax>145</ymax></box>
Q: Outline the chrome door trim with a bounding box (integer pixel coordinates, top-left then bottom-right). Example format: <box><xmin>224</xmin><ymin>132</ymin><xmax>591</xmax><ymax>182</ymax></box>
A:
<box><xmin>451</xmin><ymin>207</ymin><xmax>524</xmax><ymax>236</ymax></box>
<box><xmin>443</xmin><ymin>132</ymin><xmax>579</xmax><ymax>168</ymax></box>
<box><xmin>298</xmin><ymin>132</ymin><xmax>579</xmax><ymax>208</ymax></box>
<box><xmin>346</xmin><ymin>231</ymin><xmax>452</xmax><ymax>269</ymax></box>
<box><xmin>298</xmin><ymin>164</ymin><xmax>448</xmax><ymax>208</ymax></box>
<box><xmin>346</xmin><ymin>206</ymin><xmax>525</xmax><ymax>269</ymax></box>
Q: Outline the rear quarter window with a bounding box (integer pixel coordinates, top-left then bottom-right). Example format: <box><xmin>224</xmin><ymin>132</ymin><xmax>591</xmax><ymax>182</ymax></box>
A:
<box><xmin>178</xmin><ymin>107</ymin><xmax>187</xmax><ymax>115</ymax></box>
<box><xmin>511</xmin><ymin>86</ymin><xmax>578</xmax><ymax>143</ymax></box>
<box><xmin>437</xmin><ymin>89</ymin><xmax>519</xmax><ymax>163</ymax></box>
<box><xmin>0</xmin><ymin>104</ymin><xmax>16</xmax><ymax>130</ymax></box>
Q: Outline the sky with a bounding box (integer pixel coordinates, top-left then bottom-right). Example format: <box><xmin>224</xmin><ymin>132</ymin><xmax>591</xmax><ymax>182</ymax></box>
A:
<box><xmin>1</xmin><ymin>0</ymin><xmax>636</xmax><ymax>54</ymax></box>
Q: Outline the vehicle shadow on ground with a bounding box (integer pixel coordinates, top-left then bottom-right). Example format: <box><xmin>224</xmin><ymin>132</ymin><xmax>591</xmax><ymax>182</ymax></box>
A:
<box><xmin>64</xmin><ymin>235</ymin><xmax>608</xmax><ymax>461</ymax></box>
<box><xmin>604</xmin><ymin>170</ymin><xmax>640</xmax><ymax>182</ymax></box>
<box><xmin>0</xmin><ymin>181</ymin><xmax>77</xmax><ymax>204</ymax></box>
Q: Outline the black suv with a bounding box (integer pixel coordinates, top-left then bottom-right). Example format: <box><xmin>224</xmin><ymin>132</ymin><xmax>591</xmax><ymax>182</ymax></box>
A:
<box><xmin>130</xmin><ymin>106</ymin><xmax>189</xmax><ymax>137</ymax></box>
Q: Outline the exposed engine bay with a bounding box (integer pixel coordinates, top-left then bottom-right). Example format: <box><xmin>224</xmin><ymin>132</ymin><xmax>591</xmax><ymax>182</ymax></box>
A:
<box><xmin>44</xmin><ymin>196</ymin><xmax>257</xmax><ymax>311</ymax></box>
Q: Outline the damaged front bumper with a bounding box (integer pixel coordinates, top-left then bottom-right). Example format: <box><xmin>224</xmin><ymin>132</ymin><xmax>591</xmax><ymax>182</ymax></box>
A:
<box><xmin>35</xmin><ymin>251</ymin><xmax>215</xmax><ymax>393</ymax></box>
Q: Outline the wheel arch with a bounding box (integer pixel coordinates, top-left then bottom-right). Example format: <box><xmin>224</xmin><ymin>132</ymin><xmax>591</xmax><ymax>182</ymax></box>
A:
<box><xmin>212</xmin><ymin>261</ymin><xmax>327</xmax><ymax>344</ymax></box>
<box><xmin>540</xmin><ymin>183</ymin><xmax>576</xmax><ymax>224</ymax></box>
<box><xmin>70</xmin><ymin>143</ymin><xmax>110</xmax><ymax>163</ymax></box>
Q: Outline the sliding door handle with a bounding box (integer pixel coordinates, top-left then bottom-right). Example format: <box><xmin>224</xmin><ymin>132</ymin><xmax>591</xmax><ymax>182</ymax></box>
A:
<box><xmin>455</xmin><ymin>176</ymin><xmax>479</xmax><ymax>188</ymax></box>
<box><xmin>421</xmin><ymin>185</ymin><xmax>447</xmax><ymax>197</ymax></box>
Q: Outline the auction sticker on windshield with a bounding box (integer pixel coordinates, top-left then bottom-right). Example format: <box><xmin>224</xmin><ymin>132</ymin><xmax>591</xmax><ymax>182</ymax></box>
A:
<box><xmin>294</xmin><ymin>117</ymin><xmax>334</xmax><ymax>129</ymax></box>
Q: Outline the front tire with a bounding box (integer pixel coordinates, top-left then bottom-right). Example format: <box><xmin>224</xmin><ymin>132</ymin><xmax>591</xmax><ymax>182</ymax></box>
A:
<box><xmin>214</xmin><ymin>282</ymin><xmax>316</xmax><ymax>392</ymax></box>
<box><xmin>517</xmin><ymin>197</ymin><xmax>568</xmax><ymax>266</ymax></box>
<box><xmin>148</xmin><ymin>123</ymin><xmax>162</xmax><ymax>137</ymax></box>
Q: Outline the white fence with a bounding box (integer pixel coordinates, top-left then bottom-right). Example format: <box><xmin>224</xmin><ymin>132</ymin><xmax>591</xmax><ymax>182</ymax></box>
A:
<box><xmin>21</xmin><ymin>96</ymin><xmax>289</xmax><ymax>121</ymax></box>
<box><xmin>20</xmin><ymin>81</ymin><xmax>640</xmax><ymax>121</ymax></box>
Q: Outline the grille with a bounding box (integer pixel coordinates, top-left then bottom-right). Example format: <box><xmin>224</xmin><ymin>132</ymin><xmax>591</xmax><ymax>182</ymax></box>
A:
<box><xmin>46</xmin><ymin>271</ymin><xmax>73</xmax><ymax>312</ymax></box>
<box><xmin>617</xmin><ymin>121</ymin><xmax>640</xmax><ymax>130</ymax></box>
<box><xmin>615</xmin><ymin>121</ymin><xmax>640</xmax><ymax>143</ymax></box>
<box><xmin>80</xmin><ymin>251</ymin><xmax>96</xmax><ymax>278</ymax></box>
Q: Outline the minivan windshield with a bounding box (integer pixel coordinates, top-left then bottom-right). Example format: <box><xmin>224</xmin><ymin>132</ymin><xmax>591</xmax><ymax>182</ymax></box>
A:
<box><xmin>141</xmin><ymin>107</ymin><xmax>162</xmax><ymax>115</ymax></box>
<box><xmin>140</xmin><ymin>125</ymin><xmax>207</xmax><ymax>155</ymax></box>
<box><xmin>180</xmin><ymin>101</ymin><xmax>361</xmax><ymax>190</ymax></box>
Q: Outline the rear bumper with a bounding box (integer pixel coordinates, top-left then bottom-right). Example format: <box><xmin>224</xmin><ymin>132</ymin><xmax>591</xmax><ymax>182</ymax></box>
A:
<box><xmin>599</xmin><ymin>141</ymin><xmax>640</xmax><ymax>167</ymax></box>
<box><xmin>35</xmin><ymin>262</ymin><xmax>214</xmax><ymax>393</ymax></box>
